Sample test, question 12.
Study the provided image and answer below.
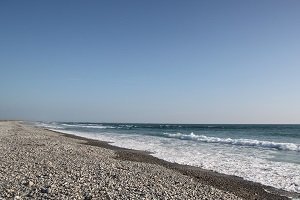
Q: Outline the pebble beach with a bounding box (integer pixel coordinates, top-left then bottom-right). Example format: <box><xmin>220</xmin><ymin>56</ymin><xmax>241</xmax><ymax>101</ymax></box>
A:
<box><xmin>0</xmin><ymin>121</ymin><xmax>294</xmax><ymax>199</ymax></box>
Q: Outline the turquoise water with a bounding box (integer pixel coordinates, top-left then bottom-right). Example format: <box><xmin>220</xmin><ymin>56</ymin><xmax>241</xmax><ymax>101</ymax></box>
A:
<box><xmin>36</xmin><ymin>122</ymin><xmax>300</xmax><ymax>193</ymax></box>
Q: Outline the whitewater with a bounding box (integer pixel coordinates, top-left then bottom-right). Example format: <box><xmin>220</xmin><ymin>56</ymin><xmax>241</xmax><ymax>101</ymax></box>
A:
<box><xmin>35</xmin><ymin>122</ymin><xmax>300</xmax><ymax>193</ymax></box>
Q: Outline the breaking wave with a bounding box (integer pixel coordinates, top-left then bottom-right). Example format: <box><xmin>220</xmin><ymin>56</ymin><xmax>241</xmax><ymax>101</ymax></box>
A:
<box><xmin>163</xmin><ymin>132</ymin><xmax>300</xmax><ymax>152</ymax></box>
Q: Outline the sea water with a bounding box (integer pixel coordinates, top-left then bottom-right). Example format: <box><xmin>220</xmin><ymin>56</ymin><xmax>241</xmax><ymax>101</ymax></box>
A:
<box><xmin>35</xmin><ymin>122</ymin><xmax>300</xmax><ymax>193</ymax></box>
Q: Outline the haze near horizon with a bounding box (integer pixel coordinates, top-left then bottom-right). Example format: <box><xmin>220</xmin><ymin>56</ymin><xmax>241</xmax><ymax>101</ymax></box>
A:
<box><xmin>1</xmin><ymin>0</ymin><xmax>300</xmax><ymax>123</ymax></box>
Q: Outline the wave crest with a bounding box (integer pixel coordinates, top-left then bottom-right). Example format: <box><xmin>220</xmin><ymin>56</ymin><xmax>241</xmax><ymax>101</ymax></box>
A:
<box><xmin>163</xmin><ymin>132</ymin><xmax>300</xmax><ymax>152</ymax></box>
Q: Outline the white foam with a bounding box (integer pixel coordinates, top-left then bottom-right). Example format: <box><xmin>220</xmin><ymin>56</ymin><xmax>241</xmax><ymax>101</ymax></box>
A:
<box><xmin>163</xmin><ymin>132</ymin><xmax>300</xmax><ymax>152</ymax></box>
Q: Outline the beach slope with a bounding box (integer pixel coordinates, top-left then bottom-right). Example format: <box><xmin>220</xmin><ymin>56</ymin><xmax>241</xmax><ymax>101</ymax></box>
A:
<box><xmin>0</xmin><ymin>121</ymin><xmax>290</xmax><ymax>199</ymax></box>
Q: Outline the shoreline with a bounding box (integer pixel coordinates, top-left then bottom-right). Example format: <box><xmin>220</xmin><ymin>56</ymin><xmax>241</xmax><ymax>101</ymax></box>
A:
<box><xmin>1</xmin><ymin>121</ymin><xmax>298</xmax><ymax>199</ymax></box>
<box><xmin>48</xmin><ymin>127</ymin><xmax>298</xmax><ymax>199</ymax></box>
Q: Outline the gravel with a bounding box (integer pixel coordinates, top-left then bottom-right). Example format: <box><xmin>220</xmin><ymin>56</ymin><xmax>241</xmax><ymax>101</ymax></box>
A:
<box><xmin>0</xmin><ymin>121</ymin><xmax>282</xmax><ymax>199</ymax></box>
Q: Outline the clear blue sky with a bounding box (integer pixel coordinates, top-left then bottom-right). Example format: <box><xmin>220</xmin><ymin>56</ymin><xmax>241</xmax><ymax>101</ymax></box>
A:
<box><xmin>1</xmin><ymin>0</ymin><xmax>300</xmax><ymax>123</ymax></box>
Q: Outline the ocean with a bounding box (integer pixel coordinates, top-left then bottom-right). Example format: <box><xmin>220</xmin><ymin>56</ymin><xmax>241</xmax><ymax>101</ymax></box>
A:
<box><xmin>35</xmin><ymin>122</ymin><xmax>300</xmax><ymax>193</ymax></box>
